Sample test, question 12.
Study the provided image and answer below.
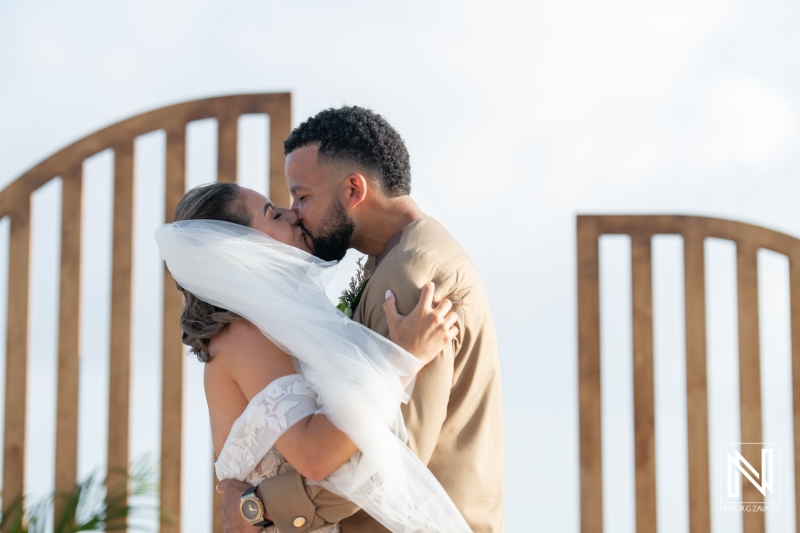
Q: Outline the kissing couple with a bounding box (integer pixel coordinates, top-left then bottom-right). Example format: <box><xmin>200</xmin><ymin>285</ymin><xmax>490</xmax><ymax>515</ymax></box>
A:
<box><xmin>156</xmin><ymin>106</ymin><xmax>504</xmax><ymax>532</ymax></box>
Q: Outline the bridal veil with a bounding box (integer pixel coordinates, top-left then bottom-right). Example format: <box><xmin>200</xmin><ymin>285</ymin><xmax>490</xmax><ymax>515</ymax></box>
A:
<box><xmin>155</xmin><ymin>220</ymin><xmax>469</xmax><ymax>533</ymax></box>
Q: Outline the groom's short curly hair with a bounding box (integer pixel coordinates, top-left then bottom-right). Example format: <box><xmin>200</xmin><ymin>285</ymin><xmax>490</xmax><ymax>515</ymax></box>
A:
<box><xmin>284</xmin><ymin>106</ymin><xmax>411</xmax><ymax>196</ymax></box>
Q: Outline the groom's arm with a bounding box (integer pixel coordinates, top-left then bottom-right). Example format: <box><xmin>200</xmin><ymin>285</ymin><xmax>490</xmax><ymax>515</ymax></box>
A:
<box><xmin>257</xmin><ymin>472</ymin><xmax>359</xmax><ymax>531</ymax></box>
<box><xmin>217</xmin><ymin>475</ymin><xmax>356</xmax><ymax>533</ymax></box>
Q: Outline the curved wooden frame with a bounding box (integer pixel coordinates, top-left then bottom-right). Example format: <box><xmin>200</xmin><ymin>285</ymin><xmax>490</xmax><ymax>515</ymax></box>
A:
<box><xmin>1</xmin><ymin>93</ymin><xmax>292</xmax><ymax>532</ymax></box>
<box><xmin>578</xmin><ymin>215</ymin><xmax>800</xmax><ymax>533</ymax></box>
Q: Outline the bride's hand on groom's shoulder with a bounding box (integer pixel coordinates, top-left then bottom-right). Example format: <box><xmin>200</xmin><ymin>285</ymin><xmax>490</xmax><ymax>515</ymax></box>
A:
<box><xmin>383</xmin><ymin>282</ymin><xmax>459</xmax><ymax>365</ymax></box>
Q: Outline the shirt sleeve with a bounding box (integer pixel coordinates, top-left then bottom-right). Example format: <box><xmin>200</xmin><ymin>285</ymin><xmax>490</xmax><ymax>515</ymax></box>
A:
<box><xmin>258</xmin><ymin>470</ymin><xmax>359</xmax><ymax>532</ymax></box>
<box><xmin>365</xmin><ymin>252</ymin><xmax>459</xmax><ymax>464</ymax></box>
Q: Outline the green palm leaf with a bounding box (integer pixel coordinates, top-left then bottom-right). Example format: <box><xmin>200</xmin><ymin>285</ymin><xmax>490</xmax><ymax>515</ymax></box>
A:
<box><xmin>1</xmin><ymin>456</ymin><xmax>161</xmax><ymax>532</ymax></box>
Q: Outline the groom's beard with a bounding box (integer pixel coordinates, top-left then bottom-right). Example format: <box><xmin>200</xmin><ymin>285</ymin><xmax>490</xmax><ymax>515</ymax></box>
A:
<box><xmin>303</xmin><ymin>199</ymin><xmax>354</xmax><ymax>262</ymax></box>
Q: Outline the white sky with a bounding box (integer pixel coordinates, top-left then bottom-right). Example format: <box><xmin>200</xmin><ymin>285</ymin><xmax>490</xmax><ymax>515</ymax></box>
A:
<box><xmin>1</xmin><ymin>1</ymin><xmax>799</xmax><ymax>532</ymax></box>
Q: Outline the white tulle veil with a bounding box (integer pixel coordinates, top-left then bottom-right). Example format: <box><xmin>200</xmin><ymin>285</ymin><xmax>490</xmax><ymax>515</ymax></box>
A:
<box><xmin>155</xmin><ymin>220</ymin><xmax>469</xmax><ymax>533</ymax></box>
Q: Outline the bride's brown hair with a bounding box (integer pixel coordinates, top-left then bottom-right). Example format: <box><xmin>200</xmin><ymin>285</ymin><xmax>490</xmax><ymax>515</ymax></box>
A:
<box><xmin>171</xmin><ymin>182</ymin><xmax>252</xmax><ymax>362</ymax></box>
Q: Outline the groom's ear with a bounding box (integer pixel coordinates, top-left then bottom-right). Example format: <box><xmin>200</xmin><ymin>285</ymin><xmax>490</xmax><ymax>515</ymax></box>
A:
<box><xmin>341</xmin><ymin>173</ymin><xmax>368</xmax><ymax>209</ymax></box>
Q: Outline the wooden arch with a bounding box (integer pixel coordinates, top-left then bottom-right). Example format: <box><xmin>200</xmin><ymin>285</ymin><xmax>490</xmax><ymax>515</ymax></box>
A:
<box><xmin>577</xmin><ymin>215</ymin><xmax>800</xmax><ymax>533</ymax></box>
<box><xmin>0</xmin><ymin>93</ymin><xmax>292</xmax><ymax>531</ymax></box>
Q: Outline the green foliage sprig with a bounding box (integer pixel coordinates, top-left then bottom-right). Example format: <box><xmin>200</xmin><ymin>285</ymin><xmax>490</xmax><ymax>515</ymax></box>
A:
<box><xmin>336</xmin><ymin>256</ymin><xmax>370</xmax><ymax>318</ymax></box>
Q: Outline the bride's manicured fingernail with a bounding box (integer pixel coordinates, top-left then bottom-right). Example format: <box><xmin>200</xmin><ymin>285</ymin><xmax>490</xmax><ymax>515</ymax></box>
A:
<box><xmin>385</xmin><ymin>290</ymin><xmax>392</xmax><ymax>300</ymax></box>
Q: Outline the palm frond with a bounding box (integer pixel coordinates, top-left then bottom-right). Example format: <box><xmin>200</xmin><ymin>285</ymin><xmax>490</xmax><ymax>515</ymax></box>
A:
<box><xmin>0</xmin><ymin>455</ymin><xmax>160</xmax><ymax>533</ymax></box>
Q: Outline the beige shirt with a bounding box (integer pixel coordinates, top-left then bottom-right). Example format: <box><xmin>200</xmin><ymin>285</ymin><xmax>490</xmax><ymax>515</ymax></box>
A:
<box><xmin>259</xmin><ymin>217</ymin><xmax>505</xmax><ymax>532</ymax></box>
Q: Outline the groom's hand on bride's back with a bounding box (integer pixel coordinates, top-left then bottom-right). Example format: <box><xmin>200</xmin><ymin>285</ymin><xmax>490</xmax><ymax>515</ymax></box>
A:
<box><xmin>217</xmin><ymin>478</ymin><xmax>264</xmax><ymax>532</ymax></box>
<box><xmin>383</xmin><ymin>281</ymin><xmax>459</xmax><ymax>365</ymax></box>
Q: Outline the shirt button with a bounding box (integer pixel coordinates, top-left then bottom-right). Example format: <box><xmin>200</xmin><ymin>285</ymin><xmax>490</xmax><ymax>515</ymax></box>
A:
<box><xmin>293</xmin><ymin>517</ymin><xmax>306</xmax><ymax>527</ymax></box>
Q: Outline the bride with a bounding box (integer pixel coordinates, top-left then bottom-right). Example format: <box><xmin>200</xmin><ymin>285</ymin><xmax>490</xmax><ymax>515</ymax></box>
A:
<box><xmin>155</xmin><ymin>182</ymin><xmax>470</xmax><ymax>532</ymax></box>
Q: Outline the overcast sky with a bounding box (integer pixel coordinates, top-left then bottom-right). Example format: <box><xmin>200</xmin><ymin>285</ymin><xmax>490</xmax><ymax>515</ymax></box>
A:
<box><xmin>1</xmin><ymin>1</ymin><xmax>799</xmax><ymax>532</ymax></box>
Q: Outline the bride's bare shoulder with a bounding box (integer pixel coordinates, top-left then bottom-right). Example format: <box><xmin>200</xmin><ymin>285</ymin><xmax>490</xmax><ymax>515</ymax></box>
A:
<box><xmin>206</xmin><ymin>319</ymin><xmax>297</xmax><ymax>401</ymax></box>
<box><xmin>209</xmin><ymin>320</ymin><xmax>272</xmax><ymax>355</ymax></box>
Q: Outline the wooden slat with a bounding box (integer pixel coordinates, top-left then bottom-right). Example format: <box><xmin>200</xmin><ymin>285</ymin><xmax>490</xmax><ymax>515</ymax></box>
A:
<box><xmin>736</xmin><ymin>242</ymin><xmax>764</xmax><ymax>533</ymax></box>
<box><xmin>217</xmin><ymin>115</ymin><xmax>238</xmax><ymax>183</ymax></box>
<box><xmin>54</xmin><ymin>165</ymin><xmax>83</xmax><ymax>520</ymax></box>
<box><xmin>213</xmin><ymin>461</ymin><xmax>223</xmax><ymax>533</ymax></box>
<box><xmin>577</xmin><ymin>216</ymin><xmax>603</xmax><ymax>533</ymax></box>
<box><xmin>267</xmin><ymin>94</ymin><xmax>291</xmax><ymax>208</ymax></box>
<box><xmin>575</xmin><ymin>215</ymin><xmax>798</xmax><ymax>257</ymax></box>
<box><xmin>161</xmin><ymin>125</ymin><xmax>186</xmax><ymax>533</ymax></box>
<box><xmin>0</xmin><ymin>94</ymin><xmax>294</xmax><ymax>218</ymax></box>
<box><xmin>683</xmin><ymin>232</ymin><xmax>711</xmax><ymax>533</ymax></box>
<box><xmin>2</xmin><ymin>204</ymin><xmax>31</xmax><ymax>519</ymax></box>
<box><xmin>107</xmin><ymin>141</ymin><xmax>134</xmax><ymax>517</ymax></box>
<box><xmin>790</xmin><ymin>251</ymin><xmax>800</xmax><ymax>533</ymax></box>
<box><xmin>631</xmin><ymin>234</ymin><xmax>657</xmax><ymax>533</ymax></box>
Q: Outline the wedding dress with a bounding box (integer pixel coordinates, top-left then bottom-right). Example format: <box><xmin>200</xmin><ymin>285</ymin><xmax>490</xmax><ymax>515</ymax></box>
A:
<box><xmin>156</xmin><ymin>220</ymin><xmax>470</xmax><ymax>533</ymax></box>
<box><xmin>214</xmin><ymin>374</ymin><xmax>339</xmax><ymax>533</ymax></box>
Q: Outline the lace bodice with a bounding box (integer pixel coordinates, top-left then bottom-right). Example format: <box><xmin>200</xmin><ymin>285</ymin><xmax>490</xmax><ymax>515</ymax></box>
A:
<box><xmin>215</xmin><ymin>374</ymin><xmax>340</xmax><ymax>533</ymax></box>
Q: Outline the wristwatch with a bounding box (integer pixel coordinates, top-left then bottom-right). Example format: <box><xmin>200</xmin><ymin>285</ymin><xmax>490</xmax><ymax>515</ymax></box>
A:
<box><xmin>240</xmin><ymin>485</ymin><xmax>274</xmax><ymax>528</ymax></box>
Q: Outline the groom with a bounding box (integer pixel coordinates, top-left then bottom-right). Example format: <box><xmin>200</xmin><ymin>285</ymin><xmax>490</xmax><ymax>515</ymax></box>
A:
<box><xmin>218</xmin><ymin>106</ymin><xmax>504</xmax><ymax>532</ymax></box>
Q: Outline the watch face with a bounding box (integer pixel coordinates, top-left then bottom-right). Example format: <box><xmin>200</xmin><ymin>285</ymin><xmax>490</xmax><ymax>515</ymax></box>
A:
<box><xmin>241</xmin><ymin>499</ymin><xmax>261</xmax><ymax>520</ymax></box>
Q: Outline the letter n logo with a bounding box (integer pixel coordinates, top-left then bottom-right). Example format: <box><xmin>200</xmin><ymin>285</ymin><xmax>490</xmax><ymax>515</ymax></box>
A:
<box><xmin>727</xmin><ymin>448</ymin><xmax>773</xmax><ymax>497</ymax></box>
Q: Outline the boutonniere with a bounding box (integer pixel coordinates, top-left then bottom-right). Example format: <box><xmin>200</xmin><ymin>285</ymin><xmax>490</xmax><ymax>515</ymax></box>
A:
<box><xmin>337</xmin><ymin>256</ymin><xmax>370</xmax><ymax>318</ymax></box>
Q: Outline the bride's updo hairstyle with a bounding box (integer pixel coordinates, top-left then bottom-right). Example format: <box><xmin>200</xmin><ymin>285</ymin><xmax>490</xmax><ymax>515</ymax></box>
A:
<box><xmin>171</xmin><ymin>182</ymin><xmax>251</xmax><ymax>362</ymax></box>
